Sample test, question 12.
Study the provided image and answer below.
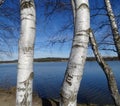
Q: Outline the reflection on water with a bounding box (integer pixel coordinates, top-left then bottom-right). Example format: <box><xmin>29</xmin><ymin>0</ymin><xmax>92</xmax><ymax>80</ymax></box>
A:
<box><xmin>0</xmin><ymin>61</ymin><xmax>120</xmax><ymax>105</ymax></box>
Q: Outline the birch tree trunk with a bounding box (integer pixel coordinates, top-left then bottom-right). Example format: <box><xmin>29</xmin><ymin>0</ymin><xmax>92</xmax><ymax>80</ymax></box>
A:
<box><xmin>104</xmin><ymin>0</ymin><xmax>120</xmax><ymax>60</ymax></box>
<box><xmin>16</xmin><ymin>0</ymin><xmax>36</xmax><ymax>106</ymax></box>
<box><xmin>89</xmin><ymin>30</ymin><xmax>120</xmax><ymax>106</ymax></box>
<box><xmin>60</xmin><ymin>0</ymin><xmax>90</xmax><ymax>106</ymax></box>
<box><xmin>0</xmin><ymin>0</ymin><xmax>4</xmax><ymax>5</ymax></box>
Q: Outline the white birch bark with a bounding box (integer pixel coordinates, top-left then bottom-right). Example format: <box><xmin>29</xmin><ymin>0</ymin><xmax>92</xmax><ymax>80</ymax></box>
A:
<box><xmin>60</xmin><ymin>0</ymin><xmax>90</xmax><ymax>106</ymax></box>
<box><xmin>104</xmin><ymin>0</ymin><xmax>120</xmax><ymax>60</ymax></box>
<box><xmin>16</xmin><ymin>0</ymin><xmax>36</xmax><ymax>106</ymax></box>
<box><xmin>89</xmin><ymin>30</ymin><xmax>120</xmax><ymax>106</ymax></box>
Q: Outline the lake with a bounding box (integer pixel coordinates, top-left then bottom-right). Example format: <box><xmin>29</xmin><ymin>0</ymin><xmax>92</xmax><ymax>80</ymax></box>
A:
<box><xmin>0</xmin><ymin>61</ymin><xmax>120</xmax><ymax>105</ymax></box>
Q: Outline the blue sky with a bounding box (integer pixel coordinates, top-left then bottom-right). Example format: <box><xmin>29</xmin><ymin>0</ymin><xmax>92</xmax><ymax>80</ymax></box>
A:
<box><xmin>0</xmin><ymin>0</ymin><xmax>120</xmax><ymax>60</ymax></box>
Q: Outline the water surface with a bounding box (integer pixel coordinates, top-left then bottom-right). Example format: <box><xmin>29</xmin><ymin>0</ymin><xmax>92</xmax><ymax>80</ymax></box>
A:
<box><xmin>0</xmin><ymin>61</ymin><xmax>120</xmax><ymax>105</ymax></box>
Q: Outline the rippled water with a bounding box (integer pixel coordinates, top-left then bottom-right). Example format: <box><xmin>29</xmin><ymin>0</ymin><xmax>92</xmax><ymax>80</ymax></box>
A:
<box><xmin>0</xmin><ymin>61</ymin><xmax>120</xmax><ymax>105</ymax></box>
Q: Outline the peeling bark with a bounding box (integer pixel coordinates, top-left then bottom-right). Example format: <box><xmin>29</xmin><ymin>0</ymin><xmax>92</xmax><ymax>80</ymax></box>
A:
<box><xmin>16</xmin><ymin>0</ymin><xmax>36</xmax><ymax>106</ymax></box>
<box><xmin>60</xmin><ymin>0</ymin><xmax>90</xmax><ymax>106</ymax></box>
<box><xmin>104</xmin><ymin>0</ymin><xmax>120</xmax><ymax>60</ymax></box>
<box><xmin>89</xmin><ymin>30</ymin><xmax>120</xmax><ymax>106</ymax></box>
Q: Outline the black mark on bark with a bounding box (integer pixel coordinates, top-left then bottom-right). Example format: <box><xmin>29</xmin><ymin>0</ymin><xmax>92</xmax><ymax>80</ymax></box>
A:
<box><xmin>66</xmin><ymin>73</ymin><xmax>73</xmax><ymax>86</ymax></box>
<box><xmin>21</xmin><ymin>1</ymin><xmax>34</xmax><ymax>10</ymax></box>
<box><xmin>22</xmin><ymin>46</ymin><xmax>33</xmax><ymax>54</ymax></box>
<box><xmin>77</xmin><ymin>3</ymin><xmax>89</xmax><ymax>10</ymax></box>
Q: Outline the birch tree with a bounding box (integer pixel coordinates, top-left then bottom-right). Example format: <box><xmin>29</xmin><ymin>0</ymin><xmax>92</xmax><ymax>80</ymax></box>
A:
<box><xmin>0</xmin><ymin>0</ymin><xmax>4</xmax><ymax>5</ymax></box>
<box><xmin>16</xmin><ymin>0</ymin><xmax>36</xmax><ymax>106</ymax></box>
<box><xmin>60</xmin><ymin>0</ymin><xmax>90</xmax><ymax>106</ymax></box>
<box><xmin>104</xmin><ymin>0</ymin><xmax>120</xmax><ymax>59</ymax></box>
<box><xmin>89</xmin><ymin>30</ymin><xmax>120</xmax><ymax>106</ymax></box>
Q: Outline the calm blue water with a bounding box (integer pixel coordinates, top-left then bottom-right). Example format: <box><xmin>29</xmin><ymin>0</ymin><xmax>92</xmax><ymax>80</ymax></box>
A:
<box><xmin>0</xmin><ymin>61</ymin><xmax>120</xmax><ymax>105</ymax></box>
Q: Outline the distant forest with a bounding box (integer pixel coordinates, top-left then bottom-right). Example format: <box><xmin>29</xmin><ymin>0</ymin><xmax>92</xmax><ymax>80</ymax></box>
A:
<box><xmin>0</xmin><ymin>57</ymin><xmax>119</xmax><ymax>63</ymax></box>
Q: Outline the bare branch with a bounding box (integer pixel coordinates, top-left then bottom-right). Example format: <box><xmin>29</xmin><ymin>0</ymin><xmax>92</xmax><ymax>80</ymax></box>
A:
<box><xmin>100</xmin><ymin>48</ymin><xmax>116</xmax><ymax>52</ymax></box>
<box><xmin>44</xmin><ymin>0</ymin><xmax>71</xmax><ymax>19</ymax></box>
<box><xmin>71</xmin><ymin>0</ymin><xmax>75</xmax><ymax>23</ymax></box>
<box><xmin>47</xmin><ymin>34</ymin><xmax>72</xmax><ymax>46</ymax></box>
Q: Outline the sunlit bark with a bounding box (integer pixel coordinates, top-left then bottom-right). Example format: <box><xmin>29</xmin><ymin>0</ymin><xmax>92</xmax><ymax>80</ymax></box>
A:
<box><xmin>60</xmin><ymin>0</ymin><xmax>90</xmax><ymax>106</ymax></box>
<box><xmin>104</xmin><ymin>0</ymin><xmax>120</xmax><ymax>60</ymax></box>
<box><xmin>16</xmin><ymin>0</ymin><xmax>36</xmax><ymax>106</ymax></box>
<box><xmin>89</xmin><ymin>30</ymin><xmax>120</xmax><ymax>106</ymax></box>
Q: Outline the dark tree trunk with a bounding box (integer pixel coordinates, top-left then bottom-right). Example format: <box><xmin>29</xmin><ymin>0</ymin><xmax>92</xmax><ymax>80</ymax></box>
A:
<box><xmin>89</xmin><ymin>30</ymin><xmax>120</xmax><ymax>106</ymax></box>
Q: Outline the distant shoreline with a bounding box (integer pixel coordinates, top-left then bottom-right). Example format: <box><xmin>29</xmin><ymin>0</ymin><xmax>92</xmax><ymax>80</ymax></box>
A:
<box><xmin>0</xmin><ymin>57</ymin><xmax>119</xmax><ymax>63</ymax></box>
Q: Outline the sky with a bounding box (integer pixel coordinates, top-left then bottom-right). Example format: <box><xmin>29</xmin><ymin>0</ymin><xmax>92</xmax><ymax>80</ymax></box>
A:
<box><xmin>0</xmin><ymin>0</ymin><xmax>120</xmax><ymax>60</ymax></box>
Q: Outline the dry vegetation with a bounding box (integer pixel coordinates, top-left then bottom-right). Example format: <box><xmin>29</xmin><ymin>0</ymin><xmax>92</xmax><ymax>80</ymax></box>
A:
<box><xmin>0</xmin><ymin>87</ymin><xmax>115</xmax><ymax>106</ymax></box>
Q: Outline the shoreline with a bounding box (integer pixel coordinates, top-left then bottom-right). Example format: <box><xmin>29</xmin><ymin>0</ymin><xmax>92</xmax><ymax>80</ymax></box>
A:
<box><xmin>0</xmin><ymin>87</ymin><xmax>115</xmax><ymax>106</ymax></box>
<box><xmin>0</xmin><ymin>57</ymin><xmax>119</xmax><ymax>64</ymax></box>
